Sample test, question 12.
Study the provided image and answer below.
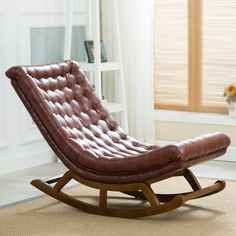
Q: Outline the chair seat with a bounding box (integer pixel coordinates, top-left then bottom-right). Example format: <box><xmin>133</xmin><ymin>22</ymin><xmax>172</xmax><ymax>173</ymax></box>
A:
<box><xmin>71</xmin><ymin>132</ymin><xmax>230</xmax><ymax>175</ymax></box>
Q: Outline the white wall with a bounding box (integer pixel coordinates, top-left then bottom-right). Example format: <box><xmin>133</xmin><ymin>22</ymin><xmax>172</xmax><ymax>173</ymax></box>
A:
<box><xmin>155</xmin><ymin>112</ymin><xmax>236</xmax><ymax>162</ymax></box>
<box><xmin>0</xmin><ymin>0</ymin><xmax>87</xmax><ymax>174</ymax></box>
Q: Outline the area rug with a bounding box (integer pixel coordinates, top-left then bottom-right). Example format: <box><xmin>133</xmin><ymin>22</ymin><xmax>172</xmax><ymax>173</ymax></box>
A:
<box><xmin>0</xmin><ymin>177</ymin><xmax>235</xmax><ymax>236</ymax></box>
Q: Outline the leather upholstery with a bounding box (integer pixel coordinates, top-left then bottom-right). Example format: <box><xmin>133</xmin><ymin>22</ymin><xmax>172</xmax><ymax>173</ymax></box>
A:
<box><xmin>6</xmin><ymin>60</ymin><xmax>231</xmax><ymax>184</ymax></box>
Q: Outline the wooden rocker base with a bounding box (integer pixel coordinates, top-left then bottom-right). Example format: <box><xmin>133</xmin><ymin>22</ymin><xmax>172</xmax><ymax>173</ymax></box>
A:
<box><xmin>31</xmin><ymin>169</ymin><xmax>225</xmax><ymax>218</ymax></box>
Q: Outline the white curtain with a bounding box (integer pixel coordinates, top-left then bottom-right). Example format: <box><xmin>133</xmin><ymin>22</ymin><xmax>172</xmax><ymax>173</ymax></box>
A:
<box><xmin>117</xmin><ymin>0</ymin><xmax>155</xmax><ymax>142</ymax></box>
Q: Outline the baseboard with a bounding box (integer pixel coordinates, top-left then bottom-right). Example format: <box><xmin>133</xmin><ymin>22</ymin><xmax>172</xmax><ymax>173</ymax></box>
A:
<box><xmin>155</xmin><ymin>140</ymin><xmax>236</xmax><ymax>162</ymax></box>
<box><xmin>0</xmin><ymin>149</ymin><xmax>57</xmax><ymax>175</ymax></box>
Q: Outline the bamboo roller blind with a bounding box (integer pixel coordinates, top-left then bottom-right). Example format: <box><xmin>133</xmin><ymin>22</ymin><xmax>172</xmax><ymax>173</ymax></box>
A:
<box><xmin>202</xmin><ymin>0</ymin><xmax>236</xmax><ymax>110</ymax></box>
<box><xmin>154</xmin><ymin>0</ymin><xmax>235</xmax><ymax>114</ymax></box>
<box><xmin>154</xmin><ymin>0</ymin><xmax>188</xmax><ymax>110</ymax></box>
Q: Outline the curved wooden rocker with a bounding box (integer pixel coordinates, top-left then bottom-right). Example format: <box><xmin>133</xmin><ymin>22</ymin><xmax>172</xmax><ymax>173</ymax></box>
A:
<box><xmin>6</xmin><ymin>60</ymin><xmax>230</xmax><ymax>218</ymax></box>
<box><xmin>31</xmin><ymin>169</ymin><xmax>225</xmax><ymax>218</ymax></box>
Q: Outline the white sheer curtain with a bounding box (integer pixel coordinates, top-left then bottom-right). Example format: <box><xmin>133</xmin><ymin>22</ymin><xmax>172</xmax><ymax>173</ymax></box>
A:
<box><xmin>117</xmin><ymin>0</ymin><xmax>155</xmax><ymax>142</ymax></box>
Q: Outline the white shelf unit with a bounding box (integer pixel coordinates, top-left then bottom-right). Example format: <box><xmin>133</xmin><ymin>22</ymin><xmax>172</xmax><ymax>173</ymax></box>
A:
<box><xmin>104</xmin><ymin>102</ymin><xmax>123</xmax><ymax>113</ymax></box>
<box><xmin>64</xmin><ymin>0</ymin><xmax>128</xmax><ymax>131</ymax></box>
<box><xmin>83</xmin><ymin>0</ymin><xmax>128</xmax><ymax>131</ymax></box>
<box><xmin>78</xmin><ymin>61</ymin><xmax>120</xmax><ymax>72</ymax></box>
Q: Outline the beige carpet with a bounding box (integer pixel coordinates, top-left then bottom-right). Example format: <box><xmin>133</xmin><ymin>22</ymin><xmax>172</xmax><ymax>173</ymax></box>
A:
<box><xmin>0</xmin><ymin>177</ymin><xmax>235</xmax><ymax>236</ymax></box>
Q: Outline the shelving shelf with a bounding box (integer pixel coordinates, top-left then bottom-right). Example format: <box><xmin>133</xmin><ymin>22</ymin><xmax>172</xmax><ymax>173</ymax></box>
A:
<box><xmin>78</xmin><ymin>61</ymin><xmax>120</xmax><ymax>72</ymax></box>
<box><xmin>65</xmin><ymin>0</ymin><xmax>129</xmax><ymax>131</ymax></box>
<box><xmin>105</xmin><ymin>102</ymin><xmax>123</xmax><ymax>113</ymax></box>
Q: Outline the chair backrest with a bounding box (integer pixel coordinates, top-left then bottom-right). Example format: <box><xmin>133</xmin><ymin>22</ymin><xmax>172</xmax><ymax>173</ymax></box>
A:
<box><xmin>6</xmin><ymin>61</ymin><xmax>128</xmax><ymax>168</ymax></box>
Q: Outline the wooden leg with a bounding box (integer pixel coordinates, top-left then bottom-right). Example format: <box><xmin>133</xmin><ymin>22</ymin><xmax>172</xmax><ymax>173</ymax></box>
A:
<box><xmin>183</xmin><ymin>169</ymin><xmax>202</xmax><ymax>191</ymax></box>
<box><xmin>122</xmin><ymin>168</ymin><xmax>226</xmax><ymax>203</ymax></box>
<box><xmin>99</xmin><ymin>190</ymin><xmax>107</xmax><ymax>208</ymax></box>
<box><xmin>31</xmin><ymin>169</ymin><xmax>226</xmax><ymax>218</ymax></box>
<box><xmin>53</xmin><ymin>171</ymin><xmax>73</xmax><ymax>192</ymax></box>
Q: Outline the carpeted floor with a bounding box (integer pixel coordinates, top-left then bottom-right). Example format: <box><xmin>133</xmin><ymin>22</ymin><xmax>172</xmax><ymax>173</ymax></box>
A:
<box><xmin>0</xmin><ymin>177</ymin><xmax>235</xmax><ymax>236</ymax></box>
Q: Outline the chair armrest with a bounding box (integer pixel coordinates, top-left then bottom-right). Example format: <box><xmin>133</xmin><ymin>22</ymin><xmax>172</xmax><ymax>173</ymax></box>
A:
<box><xmin>174</xmin><ymin>132</ymin><xmax>231</xmax><ymax>161</ymax></box>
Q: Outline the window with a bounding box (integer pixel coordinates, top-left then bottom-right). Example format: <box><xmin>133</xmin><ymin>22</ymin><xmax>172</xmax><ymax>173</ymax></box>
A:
<box><xmin>71</xmin><ymin>26</ymin><xmax>87</xmax><ymax>62</ymax></box>
<box><xmin>30</xmin><ymin>25</ymin><xmax>86</xmax><ymax>65</ymax></box>
<box><xmin>30</xmin><ymin>27</ymin><xmax>65</xmax><ymax>65</ymax></box>
<box><xmin>154</xmin><ymin>0</ymin><xmax>236</xmax><ymax>114</ymax></box>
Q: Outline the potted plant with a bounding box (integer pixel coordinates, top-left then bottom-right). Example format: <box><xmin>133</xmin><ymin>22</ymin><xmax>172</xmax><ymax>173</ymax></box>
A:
<box><xmin>224</xmin><ymin>84</ymin><xmax>236</xmax><ymax>117</ymax></box>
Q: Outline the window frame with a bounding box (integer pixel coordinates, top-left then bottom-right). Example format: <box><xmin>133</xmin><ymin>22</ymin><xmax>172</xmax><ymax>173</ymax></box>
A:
<box><xmin>154</xmin><ymin>0</ymin><xmax>228</xmax><ymax>114</ymax></box>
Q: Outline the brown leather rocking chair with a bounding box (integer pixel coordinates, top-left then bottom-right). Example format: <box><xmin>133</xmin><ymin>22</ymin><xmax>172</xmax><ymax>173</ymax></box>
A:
<box><xmin>6</xmin><ymin>60</ymin><xmax>230</xmax><ymax>218</ymax></box>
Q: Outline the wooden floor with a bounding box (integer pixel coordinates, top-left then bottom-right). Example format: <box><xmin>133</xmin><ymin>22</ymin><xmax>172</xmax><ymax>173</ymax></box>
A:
<box><xmin>0</xmin><ymin>161</ymin><xmax>236</xmax><ymax>208</ymax></box>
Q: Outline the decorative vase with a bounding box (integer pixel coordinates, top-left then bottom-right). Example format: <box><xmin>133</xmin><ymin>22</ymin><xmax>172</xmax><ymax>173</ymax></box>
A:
<box><xmin>228</xmin><ymin>102</ymin><xmax>236</xmax><ymax>117</ymax></box>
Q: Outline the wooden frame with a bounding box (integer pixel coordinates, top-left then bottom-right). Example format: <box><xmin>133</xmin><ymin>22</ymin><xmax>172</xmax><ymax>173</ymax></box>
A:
<box><xmin>31</xmin><ymin>168</ymin><xmax>225</xmax><ymax>218</ymax></box>
<box><xmin>154</xmin><ymin>0</ymin><xmax>228</xmax><ymax>115</ymax></box>
<box><xmin>188</xmin><ymin>0</ymin><xmax>202</xmax><ymax>112</ymax></box>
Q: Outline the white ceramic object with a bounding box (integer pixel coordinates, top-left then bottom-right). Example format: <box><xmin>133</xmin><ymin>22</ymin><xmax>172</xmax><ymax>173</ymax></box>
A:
<box><xmin>229</xmin><ymin>102</ymin><xmax>236</xmax><ymax>117</ymax></box>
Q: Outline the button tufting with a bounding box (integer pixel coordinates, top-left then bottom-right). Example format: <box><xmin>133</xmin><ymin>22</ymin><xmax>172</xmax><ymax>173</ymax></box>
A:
<box><xmin>22</xmin><ymin>62</ymin><xmax>153</xmax><ymax>159</ymax></box>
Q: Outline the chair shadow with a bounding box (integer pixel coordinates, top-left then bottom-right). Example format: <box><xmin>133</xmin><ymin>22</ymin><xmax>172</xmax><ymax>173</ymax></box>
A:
<box><xmin>25</xmin><ymin>194</ymin><xmax>149</xmax><ymax>213</ymax></box>
<box><xmin>142</xmin><ymin>203</ymin><xmax>225</xmax><ymax>222</ymax></box>
<box><xmin>23</xmin><ymin>192</ymin><xmax>225</xmax><ymax>222</ymax></box>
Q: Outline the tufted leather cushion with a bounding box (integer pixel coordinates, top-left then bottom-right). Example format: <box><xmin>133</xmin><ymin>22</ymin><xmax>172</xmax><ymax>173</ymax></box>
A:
<box><xmin>6</xmin><ymin>61</ymin><xmax>231</xmax><ymax>184</ymax></box>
